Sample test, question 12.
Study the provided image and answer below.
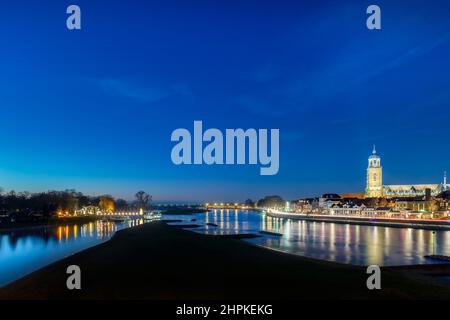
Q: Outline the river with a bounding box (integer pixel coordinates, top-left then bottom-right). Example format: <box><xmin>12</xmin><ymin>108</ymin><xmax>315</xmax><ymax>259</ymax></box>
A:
<box><xmin>164</xmin><ymin>209</ymin><xmax>450</xmax><ymax>266</ymax></box>
<box><xmin>0</xmin><ymin>219</ymin><xmax>144</xmax><ymax>287</ymax></box>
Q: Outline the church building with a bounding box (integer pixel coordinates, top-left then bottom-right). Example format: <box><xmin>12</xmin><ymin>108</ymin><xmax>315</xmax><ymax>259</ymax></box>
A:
<box><xmin>365</xmin><ymin>146</ymin><xmax>448</xmax><ymax>198</ymax></box>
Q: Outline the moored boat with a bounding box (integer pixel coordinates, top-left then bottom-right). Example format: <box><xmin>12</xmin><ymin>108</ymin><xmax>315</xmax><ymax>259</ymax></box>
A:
<box><xmin>143</xmin><ymin>211</ymin><xmax>162</xmax><ymax>221</ymax></box>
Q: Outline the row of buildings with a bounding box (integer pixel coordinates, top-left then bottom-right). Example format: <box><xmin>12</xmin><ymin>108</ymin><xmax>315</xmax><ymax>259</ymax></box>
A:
<box><xmin>290</xmin><ymin>147</ymin><xmax>450</xmax><ymax>219</ymax></box>
<box><xmin>293</xmin><ymin>191</ymin><xmax>450</xmax><ymax>219</ymax></box>
<box><xmin>365</xmin><ymin>146</ymin><xmax>448</xmax><ymax>198</ymax></box>
<box><xmin>293</xmin><ymin>190</ymin><xmax>450</xmax><ymax>218</ymax></box>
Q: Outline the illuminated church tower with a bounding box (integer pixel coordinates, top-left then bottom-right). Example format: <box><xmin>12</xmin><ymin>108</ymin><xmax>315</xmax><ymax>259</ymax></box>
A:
<box><xmin>365</xmin><ymin>145</ymin><xmax>383</xmax><ymax>198</ymax></box>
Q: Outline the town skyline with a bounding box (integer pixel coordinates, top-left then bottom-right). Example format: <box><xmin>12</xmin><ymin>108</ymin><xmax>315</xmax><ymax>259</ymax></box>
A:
<box><xmin>1</xmin><ymin>145</ymin><xmax>448</xmax><ymax>203</ymax></box>
<box><xmin>1</xmin><ymin>0</ymin><xmax>449</xmax><ymax>201</ymax></box>
<box><xmin>1</xmin><ymin>0</ymin><xmax>450</xmax><ymax>303</ymax></box>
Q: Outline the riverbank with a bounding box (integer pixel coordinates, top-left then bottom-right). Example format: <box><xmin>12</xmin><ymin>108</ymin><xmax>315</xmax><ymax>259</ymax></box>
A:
<box><xmin>1</xmin><ymin>221</ymin><xmax>449</xmax><ymax>299</ymax></box>
<box><xmin>0</xmin><ymin>216</ymin><xmax>101</xmax><ymax>233</ymax></box>
<box><xmin>265</xmin><ymin>211</ymin><xmax>450</xmax><ymax>230</ymax></box>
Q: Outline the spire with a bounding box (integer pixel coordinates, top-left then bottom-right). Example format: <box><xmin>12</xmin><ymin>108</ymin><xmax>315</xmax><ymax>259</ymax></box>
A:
<box><xmin>444</xmin><ymin>171</ymin><xmax>447</xmax><ymax>188</ymax></box>
<box><xmin>372</xmin><ymin>145</ymin><xmax>376</xmax><ymax>155</ymax></box>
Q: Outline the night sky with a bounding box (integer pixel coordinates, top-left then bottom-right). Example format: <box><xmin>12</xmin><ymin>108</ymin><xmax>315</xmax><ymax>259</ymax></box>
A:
<box><xmin>0</xmin><ymin>0</ymin><xmax>449</xmax><ymax>202</ymax></box>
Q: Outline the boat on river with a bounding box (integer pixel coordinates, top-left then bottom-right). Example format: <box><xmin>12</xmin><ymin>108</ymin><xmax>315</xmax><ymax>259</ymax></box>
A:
<box><xmin>143</xmin><ymin>211</ymin><xmax>162</xmax><ymax>221</ymax></box>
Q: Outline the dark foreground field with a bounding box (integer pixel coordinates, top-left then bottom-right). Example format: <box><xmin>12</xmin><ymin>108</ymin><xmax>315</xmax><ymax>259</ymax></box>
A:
<box><xmin>1</xmin><ymin>221</ymin><xmax>449</xmax><ymax>299</ymax></box>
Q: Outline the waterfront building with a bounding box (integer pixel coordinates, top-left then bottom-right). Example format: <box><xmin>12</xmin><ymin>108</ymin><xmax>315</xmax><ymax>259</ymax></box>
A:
<box><xmin>393</xmin><ymin>189</ymin><xmax>441</xmax><ymax>213</ymax></box>
<box><xmin>384</xmin><ymin>184</ymin><xmax>445</xmax><ymax>198</ymax></box>
<box><xmin>340</xmin><ymin>193</ymin><xmax>365</xmax><ymax>199</ymax></box>
<box><xmin>365</xmin><ymin>146</ymin><xmax>383</xmax><ymax>197</ymax></box>
<box><xmin>329</xmin><ymin>203</ymin><xmax>365</xmax><ymax>216</ymax></box>
<box><xmin>365</xmin><ymin>146</ymin><xmax>449</xmax><ymax>198</ymax></box>
<box><xmin>394</xmin><ymin>198</ymin><xmax>432</xmax><ymax>212</ymax></box>
<box><xmin>362</xmin><ymin>206</ymin><xmax>392</xmax><ymax>217</ymax></box>
<box><xmin>329</xmin><ymin>203</ymin><xmax>392</xmax><ymax>217</ymax></box>
<box><xmin>318</xmin><ymin>193</ymin><xmax>342</xmax><ymax>209</ymax></box>
<box><xmin>295</xmin><ymin>198</ymin><xmax>321</xmax><ymax>213</ymax></box>
<box><xmin>436</xmin><ymin>191</ymin><xmax>450</xmax><ymax>212</ymax></box>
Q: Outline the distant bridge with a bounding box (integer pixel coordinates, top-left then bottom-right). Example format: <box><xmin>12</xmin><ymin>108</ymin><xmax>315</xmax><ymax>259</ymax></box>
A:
<box><xmin>205</xmin><ymin>203</ymin><xmax>253</xmax><ymax>210</ymax></box>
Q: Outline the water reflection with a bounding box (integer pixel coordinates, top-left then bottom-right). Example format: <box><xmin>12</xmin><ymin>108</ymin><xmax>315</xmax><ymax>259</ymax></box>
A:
<box><xmin>0</xmin><ymin>219</ymin><xmax>144</xmax><ymax>287</ymax></box>
<box><xmin>164</xmin><ymin>210</ymin><xmax>450</xmax><ymax>266</ymax></box>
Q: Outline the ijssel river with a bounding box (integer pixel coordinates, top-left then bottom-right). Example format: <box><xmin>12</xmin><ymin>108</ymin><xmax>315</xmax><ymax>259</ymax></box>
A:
<box><xmin>1</xmin><ymin>210</ymin><xmax>450</xmax><ymax>287</ymax></box>
<box><xmin>165</xmin><ymin>209</ymin><xmax>450</xmax><ymax>267</ymax></box>
<box><xmin>0</xmin><ymin>219</ymin><xmax>144</xmax><ymax>287</ymax></box>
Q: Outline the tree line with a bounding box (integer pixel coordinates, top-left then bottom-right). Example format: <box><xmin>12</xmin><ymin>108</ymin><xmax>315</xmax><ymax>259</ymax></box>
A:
<box><xmin>0</xmin><ymin>188</ymin><xmax>151</xmax><ymax>218</ymax></box>
<box><xmin>255</xmin><ymin>195</ymin><xmax>285</xmax><ymax>208</ymax></box>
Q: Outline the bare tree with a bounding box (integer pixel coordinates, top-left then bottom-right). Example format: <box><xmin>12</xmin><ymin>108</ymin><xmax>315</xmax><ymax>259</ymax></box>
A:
<box><xmin>135</xmin><ymin>191</ymin><xmax>151</xmax><ymax>209</ymax></box>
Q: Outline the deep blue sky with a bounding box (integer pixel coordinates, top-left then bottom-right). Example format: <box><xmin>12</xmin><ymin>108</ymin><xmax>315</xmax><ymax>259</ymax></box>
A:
<box><xmin>0</xmin><ymin>0</ymin><xmax>449</xmax><ymax>202</ymax></box>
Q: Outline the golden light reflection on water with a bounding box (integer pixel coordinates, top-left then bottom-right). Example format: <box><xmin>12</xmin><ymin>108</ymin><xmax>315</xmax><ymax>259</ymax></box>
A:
<box><xmin>283</xmin><ymin>219</ymin><xmax>291</xmax><ymax>247</ymax></box>
<box><xmin>405</xmin><ymin>228</ymin><xmax>413</xmax><ymax>256</ymax></box>
<box><xmin>249</xmin><ymin>212</ymin><xmax>450</xmax><ymax>265</ymax></box>
<box><xmin>53</xmin><ymin>219</ymin><xmax>145</xmax><ymax>243</ymax></box>
<box><xmin>311</xmin><ymin>221</ymin><xmax>316</xmax><ymax>242</ymax></box>
<box><xmin>329</xmin><ymin>222</ymin><xmax>336</xmax><ymax>261</ymax></box>
<box><xmin>320</xmin><ymin>222</ymin><xmax>326</xmax><ymax>250</ymax></box>
<box><xmin>167</xmin><ymin>211</ymin><xmax>450</xmax><ymax>265</ymax></box>
<box><xmin>0</xmin><ymin>218</ymin><xmax>146</xmax><ymax>287</ymax></box>
<box><xmin>346</xmin><ymin>224</ymin><xmax>353</xmax><ymax>251</ymax></box>
<box><xmin>89</xmin><ymin>222</ymin><xmax>94</xmax><ymax>238</ymax></box>
<box><xmin>417</xmin><ymin>229</ymin><xmax>424</xmax><ymax>253</ymax></box>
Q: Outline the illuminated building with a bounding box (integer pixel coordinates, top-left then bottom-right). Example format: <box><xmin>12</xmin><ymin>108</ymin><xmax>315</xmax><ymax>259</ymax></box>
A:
<box><xmin>365</xmin><ymin>146</ymin><xmax>449</xmax><ymax>198</ymax></box>
<box><xmin>365</xmin><ymin>146</ymin><xmax>383</xmax><ymax>197</ymax></box>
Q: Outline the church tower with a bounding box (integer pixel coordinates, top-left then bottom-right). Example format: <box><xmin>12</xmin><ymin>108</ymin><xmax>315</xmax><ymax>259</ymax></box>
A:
<box><xmin>444</xmin><ymin>171</ymin><xmax>448</xmax><ymax>191</ymax></box>
<box><xmin>365</xmin><ymin>145</ymin><xmax>383</xmax><ymax>198</ymax></box>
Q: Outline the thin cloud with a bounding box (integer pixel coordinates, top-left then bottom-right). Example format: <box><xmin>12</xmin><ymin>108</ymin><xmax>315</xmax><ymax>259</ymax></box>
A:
<box><xmin>98</xmin><ymin>78</ymin><xmax>169</xmax><ymax>103</ymax></box>
<box><xmin>358</xmin><ymin>31</ymin><xmax>450</xmax><ymax>84</ymax></box>
<box><xmin>97</xmin><ymin>78</ymin><xmax>192</xmax><ymax>104</ymax></box>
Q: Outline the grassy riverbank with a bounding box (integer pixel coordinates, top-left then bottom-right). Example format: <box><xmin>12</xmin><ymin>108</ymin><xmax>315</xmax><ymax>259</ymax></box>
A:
<box><xmin>1</xmin><ymin>221</ymin><xmax>449</xmax><ymax>299</ymax></box>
